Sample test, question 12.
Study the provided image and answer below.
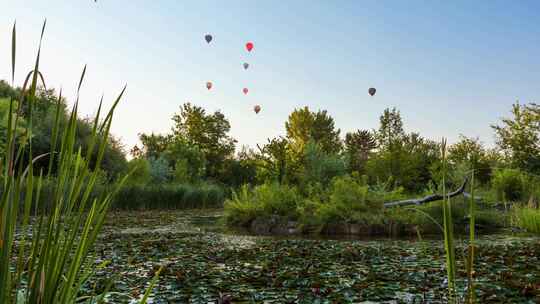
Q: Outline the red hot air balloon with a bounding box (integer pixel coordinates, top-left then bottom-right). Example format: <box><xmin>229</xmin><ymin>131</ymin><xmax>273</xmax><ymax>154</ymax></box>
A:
<box><xmin>243</xmin><ymin>62</ymin><xmax>249</xmax><ymax>70</ymax></box>
<box><xmin>243</xmin><ymin>88</ymin><xmax>249</xmax><ymax>95</ymax></box>
<box><xmin>254</xmin><ymin>105</ymin><xmax>261</xmax><ymax>114</ymax></box>
<box><xmin>206</xmin><ymin>82</ymin><xmax>213</xmax><ymax>90</ymax></box>
<box><xmin>205</xmin><ymin>34</ymin><xmax>212</xmax><ymax>44</ymax></box>
<box><xmin>245</xmin><ymin>42</ymin><xmax>254</xmax><ymax>52</ymax></box>
<box><xmin>368</xmin><ymin>87</ymin><xmax>376</xmax><ymax>96</ymax></box>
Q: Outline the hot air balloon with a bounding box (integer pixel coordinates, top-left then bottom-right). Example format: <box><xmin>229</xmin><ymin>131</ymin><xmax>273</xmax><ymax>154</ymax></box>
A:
<box><xmin>243</xmin><ymin>88</ymin><xmax>249</xmax><ymax>95</ymax></box>
<box><xmin>246</xmin><ymin>42</ymin><xmax>254</xmax><ymax>52</ymax></box>
<box><xmin>243</xmin><ymin>62</ymin><xmax>249</xmax><ymax>70</ymax></box>
<box><xmin>205</xmin><ymin>34</ymin><xmax>213</xmax><ymax>44</ymax></box>
<box><xmin>254</xmin><ymin>105</ymin><xmax>261</xmax><ymax>114</ymax></box>
<box><xmin>368</xmin><ymin>87</ymin><xmax>376</xmax><ymax>96</ymax></box>
<box><xmin>206</xmin><ymin>82</ymin><xmax>213</xmax><ymax>90</ymax></box>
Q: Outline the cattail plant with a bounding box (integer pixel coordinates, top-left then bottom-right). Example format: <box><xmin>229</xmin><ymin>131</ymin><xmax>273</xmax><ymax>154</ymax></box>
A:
<box><xmin>440</xmin><ymin>138</ymin><xmax>456</xmax><ymax>302</ymax></box>
<box><xmin>0</xmin><ymin>20</ymin><xmax>131</xmax><ymax>303</ymax></box>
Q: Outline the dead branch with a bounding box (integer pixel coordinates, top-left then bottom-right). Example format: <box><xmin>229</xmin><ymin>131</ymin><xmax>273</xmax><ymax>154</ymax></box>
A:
<box><xmin>384</xmin><ymin>177</ymin><xmax>469</xmax><ymax>208</ymax></box>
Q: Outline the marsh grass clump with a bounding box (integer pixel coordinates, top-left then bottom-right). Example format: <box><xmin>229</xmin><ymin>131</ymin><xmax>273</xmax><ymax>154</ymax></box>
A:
<box><xmin>513</xmin><ymin>204</ymin><xmax>540</xmax><ymax>234</ymax></box>
<box><xmin>112</xmin><ymin>183</ymin><xmax>225</xmax><ymax>210</ymax></box>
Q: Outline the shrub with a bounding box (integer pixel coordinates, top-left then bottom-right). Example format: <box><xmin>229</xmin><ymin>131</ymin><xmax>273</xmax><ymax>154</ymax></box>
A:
<box><xmin>314</xmin><ymin>176</ymin><xmax>384</xmax><ymax>224</ymax></box>
<box><xmin>223</xmin><ymin>183</ymin><xmax>302</xmax><ymax>226</ymax></box>
<box><xmin>491</xmin><ymin>169</ymin><xmax>527</xmax><ymax>201</ymax></box>
<box><xmin>223</xmin><ymin>185</ymin><xmax>260</xmax><ymax>227</ymax></box>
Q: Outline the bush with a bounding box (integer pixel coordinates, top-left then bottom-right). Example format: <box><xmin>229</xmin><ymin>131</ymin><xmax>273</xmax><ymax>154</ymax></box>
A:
<box><xmin>223</xmin><ymin>185</ymin><xmax>261</xmax><ymax>227</ymax></box>
<box><xmin>491</xmin><ymin>169</ymin><xmax>526</xmax><ymax>201</ymax></box>
<box><xmin>223</xmin><ymin>183</ymin><xmax>302</xmax><ymax>226</ymax></box>
<box><xmin>314</xmin><ymin>176</ymin><xmax>384</xmax><ymax>224</ymax></box>
<box><xmin>491</xmin><ymin>168</ymin><xmax>540</xmax><ymax>203</ymax></box>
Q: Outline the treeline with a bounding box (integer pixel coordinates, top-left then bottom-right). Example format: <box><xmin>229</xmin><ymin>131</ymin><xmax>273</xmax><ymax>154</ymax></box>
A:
<box><xmin>2</xmin><ymin>79</ymin><xmax>539</xmax><ymax>208</ymax></box>
<box><xmin>132</xmin><ymin>99</ymin><xmax>539</xmax><ymax>199</ymax></box>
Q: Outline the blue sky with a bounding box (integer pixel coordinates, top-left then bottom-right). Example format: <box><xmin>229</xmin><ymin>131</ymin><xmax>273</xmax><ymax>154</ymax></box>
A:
<box><xmin>2</xmin><ymin>1</ymin><xmax>540</xmax><ymax>153</ymax></box>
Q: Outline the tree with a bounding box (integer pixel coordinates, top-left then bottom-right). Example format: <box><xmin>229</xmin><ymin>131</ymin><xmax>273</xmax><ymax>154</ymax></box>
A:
<box><xmin>285</xmin><ymin>106</ymin><xmax>341</xmax><ymax>155</ymax></box>
<box><xmin>219</xmin><ymin>146</ymin><xmax>258</xmax><ymax>187</ymax></box>
<box><xmin>257</xmin><ymin>137</ymin><xmax>291</xmax><ymax>184</ymax></box>
<box><xmin>164</xmin><ymin>137</ymin><xmax>206</xmax><ymax>183</ymax></box>
<box><xmin>448</xmin><ymin>135</ymin><xmax>494</xmax><ymax>184</ymax></box>
<box><xmin>376</xmin><ymin>107</ymin><xmax>405</xmax><ymax>149</ymax></box>
<box><xmin>301</xmin><ymin>141</ymin><xmax>346</xmax><ymax>188</ymax></box>
<box><xmin>171</xmin><ymin>103</ymin><xmax>236</xmax><ymax>179</ymax></box>
<box><xmin>126</xmin><ymin>157</ymin><xmax>151</xmax><ymax>185</ymax></box>
<box><xmin>492</xmin><ymin>102</ymin><xmax>540</xmax><ymax>173</ymax></box>
<box><xmin>367</xmin><ymin>108</ymin><xmax>440</xmax><ymax>192</ymax></box>
<box><xmin>344</xmin><ymin>129</ymin><xmax>377</xmax><ymax>174</ymax></box>
<box><xmin>138</xmin><ymin>132</ymin><xmax>172</xmax><ymax>160</ymax></box>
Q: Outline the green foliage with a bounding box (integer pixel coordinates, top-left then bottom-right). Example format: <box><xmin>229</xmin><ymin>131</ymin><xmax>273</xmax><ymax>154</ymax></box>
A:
<box><xmin>148</xmin><ymin>155</ymin><xmax>172</xmax><ymax>183</ymax></box>
<box><xmin>165</xmin><ymin>138</ymin><xmax>205</xmax><ymax>183</ymax></box>
<box><xmin>171</xmin><ymin>103</ymin><xmax>236</xmax><ymax>179</ymax></box>
<box><xmin>0</xmin><ymin>85</ymin><xmax>128</xmax><ymax>179</ymax></box>
<box><xmin>223</xmin><ymin>185</ymin><xmax>260</xmax><ymax>227</ymax></box>
<box><xmin>113</xmin><ymin>183</ymin><xmax>225</xmax><ymax>210</ymax></box>
<box><xmin>224</xmin><ymin>183</ymin><xmax>302</xmax><ymax>226</ymax></box>
<box><xmin>219</xmin><ymin>148</ymin><xmax>258</xmax><ymax>188</ymax></box>
<box><xmin>256</xmin><ymin>136</ymin><xmax>292</xmax><ymax>184</ymax></box>
<box><xmin>366</xmin><ymin>132</ymin><xmax>440</xmax><ymax>192</ymax></box>
<box><xmin>344</xmin><ymin>129</ymin><xmax>377</xmax><ymax>174</ymax></box>
<box><xmin>137</xmin><ymin>132</ymin><xmax>171</xmax><ymax>159</ymax></box>
<box><xmin>315</xmin><ymin>175</ymin><xmax>383</xmax><ymax>224</ymax></box>
<box><xmin>300</xmin><ymin>141</ymin><xmax>346</xmax><ymax>188</ymax></box>
<box><xmin>491</xmin><ymin>168</ymin><xmax>531</xmax><ymax>202</ymax></box>
<box><xmin>285</xmin><ymin>106</ymin><xmax>341</xmax><ymax>155</ymax></box>
<box><xmin>513</xmin><ymin>205</ymin><xmax>540</xmax><ymax>234</ymax></box>
<box><xmin>448</xmin><ymin>135</ymin><xmax>495</xmax><ymax>185</ymax></box>
<box><xmin>126</xmin><ymin>157</ymin><xmax>151</xmax><ymax>185</ymax></box>
<box><xmin>492</xmin><ymin>102</ymin><xmax>540</xmax><ymax>173</ymax></box>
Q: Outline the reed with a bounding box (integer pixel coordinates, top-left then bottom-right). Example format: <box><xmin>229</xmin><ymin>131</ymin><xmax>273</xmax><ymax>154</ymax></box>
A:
<box><xmin>440</xmin><ymin>138</ymin><xmax>456</xmax><ymax>302</ymax></box>
<box><xmin>466</xmin><ymin>169</ymin><xmax>476</xmax><ymax>303</ymax></box>
<box><xmin>0</xmin><ymin>21</ymin><xmax>129</xmax><ymax>303</ymax></box>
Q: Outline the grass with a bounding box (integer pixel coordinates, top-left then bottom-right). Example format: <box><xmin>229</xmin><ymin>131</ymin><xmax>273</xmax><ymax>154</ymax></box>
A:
<box><xmin>0</xmin><ymin>21</ymin><xmax>130</xmax><ymax>303</ymax></box>
<box><xmin>112</xmin><ymin>183</ymin><xmax>225</xmax><ymax>210</ymax></box>
<box><xmin>513</xmin><ymin>205</ymin><xmax>540</xmax><ymax>234</ymax></box>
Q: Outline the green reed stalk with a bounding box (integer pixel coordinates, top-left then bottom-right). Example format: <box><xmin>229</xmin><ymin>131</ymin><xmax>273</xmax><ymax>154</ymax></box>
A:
<box><xmin>440</xmin><ymin>138</ymin><xmax>456</xmax><ymax>302</ymax></box>
<box><xmin>466</xmin><ymin>169</ymin><xmax>476</xmax><ymax>303</ymax></box>
<box><xmin>0</xmin><ymin>20</ymin><xmax>130</xmax><ymax>304</ymax></box>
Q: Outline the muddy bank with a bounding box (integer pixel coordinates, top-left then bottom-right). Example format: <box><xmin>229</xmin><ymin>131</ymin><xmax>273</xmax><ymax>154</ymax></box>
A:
<box><xmin>248</xmin><ymin>215</ymin><xmax>418</xmax><ymax>237</ymax></box>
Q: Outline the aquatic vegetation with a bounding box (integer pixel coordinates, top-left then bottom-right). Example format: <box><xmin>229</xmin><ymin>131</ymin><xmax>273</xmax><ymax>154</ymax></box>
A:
<box><xmin>80</xmin><ymin>210</ymin><xmax>540</xmax><ymax>303</ymax></box>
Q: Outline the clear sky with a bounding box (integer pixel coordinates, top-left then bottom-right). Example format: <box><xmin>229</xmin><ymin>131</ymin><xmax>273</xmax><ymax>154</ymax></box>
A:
<box><xmin>2</xmin><ymin>1</ymin><xmax>540</xmax><ymax>153</ymax></box>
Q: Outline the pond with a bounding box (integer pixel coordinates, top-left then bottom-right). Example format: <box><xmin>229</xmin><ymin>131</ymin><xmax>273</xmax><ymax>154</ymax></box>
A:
<box><xmin>87</xmin><ymin>210</ymin><xmax>540</xmax><ymax>303</ymax></box>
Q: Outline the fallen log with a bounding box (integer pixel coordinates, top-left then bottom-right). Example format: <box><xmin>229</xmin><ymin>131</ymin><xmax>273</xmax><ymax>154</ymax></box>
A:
<box><xmin>384</xmin><ymin>177</ymin><xmax>469</xmax><ymax>208</ymax></box>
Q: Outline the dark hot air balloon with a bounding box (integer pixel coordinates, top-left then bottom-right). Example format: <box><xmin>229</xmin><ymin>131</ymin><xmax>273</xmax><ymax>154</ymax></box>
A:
<box><xmin>243</xmin><ymin>62</ymin><xmax>249</xmax><ymax>70</ymax></box>
<box><xmin>206</xmin><ymin>82</ymin><xmax>213</xmax><ymax>90</ymax></box>
<box><xmin>205</xmin><ymin>34</ymin><xmax>213</xmax><ymax>44</ymax></box>
<box><xmin>243</xmin><ymin>88</ymin><xmax>249</xmax><ymax>95</ymax></box>
<box><xmin>254</xmin><ymin>105</ymin><xmax>261</xmax><ymax>114</ymax></box>
<box><xmin>246</xmin><ymin>42</ymin><xmax>254</xmax><ymax>52</ymax></box>
<box><xmin>368</xmin><ymin>87</ymin><xmax>376</xmax><ymax>96</ymax></box>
